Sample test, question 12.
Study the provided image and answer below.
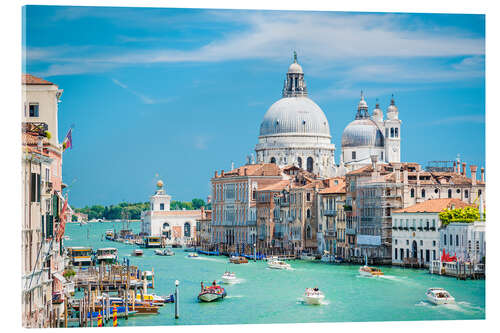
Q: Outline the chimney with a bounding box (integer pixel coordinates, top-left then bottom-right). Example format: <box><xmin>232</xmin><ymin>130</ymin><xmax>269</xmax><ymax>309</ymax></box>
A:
<box><xmin>403</xmin><ymin>168</ymin><xmax>408</xmax><ymax>184</ymax></box>
<box><xmin>470</xmin><ymin>165</ymin><xmax>477</xmax><ymax>185</ymax></box>
<box><xmin>394</xmin><ymin>164</ymin><xmax>401</xmax><ymax>183</ymax></box>
<box><xmin>453</xmin><ymin>161</ymin><xmax>456</xmax><ymax>173</ymax></box>
<box><xmin>214</xmin><ymin>171</ymin><xmax>218</xmax><ymax>178</ymax></box>
<box><xmin>462</xmin><ymin>163</ymin><xmax>466</xmax><ymax>177</ymax></box>
<box><xmin>480</xmin><ymin>167</ymin><xmax>484</xmax><ymax>182</ymax></box>
<box><xmin>370</xmin><ymin>155</ymin><xmax>379</xmax><ymax>180</ymax></box>
<box><xmin>457</xmin><ymin>161</ymin><xmax>461</xmax><ymax>174</ymax></box>
<box><xmin>244</xmin><ymin>168</ymin><xmax>248</xmax><ymax>176</ymax></box>
<box><xmin>201</xmin><ymin>206</ymin><xmax>205</xmax><ymax>217</ymax></box>
<box><xmin>221</xmin><ymin>170</ymin><xmax>225</xmax><ymax>177</ymax></box>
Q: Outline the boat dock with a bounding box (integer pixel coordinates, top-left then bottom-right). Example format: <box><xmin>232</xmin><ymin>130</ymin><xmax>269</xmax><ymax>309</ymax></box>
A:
<box><xmin>429</xmin><ymin>260</ymin><xmax>485</xmax><ymax>280</ymax></box>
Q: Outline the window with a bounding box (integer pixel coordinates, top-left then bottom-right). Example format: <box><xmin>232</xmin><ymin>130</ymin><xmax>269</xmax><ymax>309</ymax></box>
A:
<box><xmin>395</xmin><ymin>128</ymin><xmax>399</xmax><ymax>138</ymax></box>
<box><xmin>160</xmin><ymin>203</ymin><xmax>164</xmax><ymax>210</ymax></box>
<box><xmin>270</xmin><ymin>157</ymin><xmax>276</xmax><ymax>164</ymax></box>
<box><xmin>381</xmin><ymin>151</ymin><xmax>384</xmax><ymax>160</ymax></box>
<box><xmin>444</xmin><ymin>235</ymin><xmax>446</xmax><ymax>245</ymax></box>
<box><xmin>479</xmin><ymin>189</ymin><xmax>482</xmax><ymax>196</ymax></box>
<box><xmin>30</xmin><ymin>173</ymin><xmax>41</xmax><ymax>203</ymax></box>
<box><xmin>425</xmin><ymin>250</ymin><xmax>430</xmax><ymax>262</ymax></box>
<box><xmin>448</xmin><ymin>189</ymin><xmax>452</xmax><ymax>198</ymax></box>
<box><xmin>449</xmin><ymin>234</ymin><xmax>453</xmax><ymax>246</ymax></box>
<box><xmin>306</xmin><ymin>225</ymin><xmax>311</xmax><ymax>239</ymax></box>
<box><xmin>352</xmin><ymin>151</ymin><xmax>356</xmax><ymax>160</ymax></box>
<box><xmin>29</xmin><ymin>103</ymin><xmax>39</xmax><ymax>117</ymax></box>
<box><xmin>395</xmin><ymin>248</ymin><xmax>398</xmax><ymax>260</ymax></box>
<box><xmin>400</xmin><ymin>248</ymin><xmax>404</xmax><ymax>260</ymax></box>
<box><xmin>297</xmin><ymin>157</ymin><xmax>302</xmax><ymax>169</ymax></box>
<box><xmin>465</xmin><ymin>190</ymin><xmax>469</xmax><ymax>198</ymax></box>
<box><xmin>184</xmin><ymin>222</ymin><xmax>191</xmax><ymax>237</ymax></box>
<box><xmin>306</xmin><ymin>193</ymin><xmax>311</xmax><ymax>202</ymax></box>
<box><xmin>307</xmin><ymin>157</ymin><xmax>313</xmax><ymax>172</ymax></box>
<box><xmin>435</xmin><ymin>188</ymin><xmax>439</xmax><ymax>194</ymax></box>
<box><xmin>306</xmin><ymin>209</ymin><xmax>311</xmax><ymax>218</ymax></box>
<box><xmin>395</xmin><ymin>239</ymin><xmax>398</xmax><ymax>245</ymax></box>
<box><xmin>410</xmin><ymin>188</ymin><xmax>415</xmax><ymax>198</ymax></box>
<box><xmin>433</xmin><ymin>240</ymin><xmax>436</xmax><ymax>247</ymax></box>
<box><xmin>456</xmin><ymin>189</ymin><xmax>461</xmax><ymax>194</ymax></box>
<box><xmin>391</xmin><ymin>128</ymin><xmax>394</xmax><ymax>137</ymax></box>
<box><xmin>421</xmin><ymin>189</ymin><xmax>425</xmax><ymax>198</ymax></box>
<box><xmin>456</xmin><ymin>235</ymin><xmax>459</xmax><ymax>246</ymax></box>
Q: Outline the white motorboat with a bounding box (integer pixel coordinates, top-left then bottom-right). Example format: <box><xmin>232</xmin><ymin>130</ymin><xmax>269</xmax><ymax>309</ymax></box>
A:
<box><xmin>303</xmin><ymin>288</ymin><xmax>325</xmax><ymax>305</ymax></box>
<box><xmin>300</xmin><ymin>253</ymin><xmax>318</xmax><ymax>261</ymax></box>
<box><xmin>221</xmin><ymin>271</ymin><xmax>237</xmax><ymax>284</ymax></box>
<box><xmin>131</xmin><ymin>249</ymin><xmax>144</xmax><ymax>257</ymax></box>
<box><xmin>268</xmin><ymin>259</ymin><xmax>291</xmax><ymax>270</ymax></box>
<box><xmin>426</xmin><ymin>288</ymin><xmax>455</xmax><ymax>305</ymax></box>
<box><xmin>188</xmin><ymin>252</ymin><xmax>199</xmax><ymax>258</ymax></box>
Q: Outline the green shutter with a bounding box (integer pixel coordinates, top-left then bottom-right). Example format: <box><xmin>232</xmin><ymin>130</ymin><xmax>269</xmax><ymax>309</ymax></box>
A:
<box><xmin>30</xmin><ymin>173</ymin><xmax>36</xmax><ymax>202</ymax></box>
<box><xmin>47</xmin><ymin>215</ymin><xmax>53</xmax><ymax>237</ymax></box>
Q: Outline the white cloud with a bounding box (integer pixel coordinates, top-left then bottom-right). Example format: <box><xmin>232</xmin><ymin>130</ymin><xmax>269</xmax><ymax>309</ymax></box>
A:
<box><xmin>111</xmin><ymin>78</ymin><xmax>157</xmax><ymax>104</ymax></box>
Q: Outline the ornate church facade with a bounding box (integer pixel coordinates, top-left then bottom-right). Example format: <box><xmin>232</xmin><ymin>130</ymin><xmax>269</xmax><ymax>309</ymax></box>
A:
<box><xmin>254</xmin><ymin>53</ymin><xmax>402</xmax><ymax>176</ymax></box>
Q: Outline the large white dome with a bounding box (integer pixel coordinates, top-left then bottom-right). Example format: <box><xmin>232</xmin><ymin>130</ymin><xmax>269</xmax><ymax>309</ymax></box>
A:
<box><xmin>259</xmin><ymin>96</ymin><xmax>331</xmax><ymax>137</ymax></box>
<box><xmin>342</xmin><ymin>118</ymin><xmax>384</xmax><ymax>148</ymax></box>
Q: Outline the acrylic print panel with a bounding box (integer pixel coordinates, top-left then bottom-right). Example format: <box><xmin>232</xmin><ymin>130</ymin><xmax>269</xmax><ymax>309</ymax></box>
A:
<box><xmin>21</xmin><ymin>4</ymin><xmax>485</xmax><ymax>328</ymax></box>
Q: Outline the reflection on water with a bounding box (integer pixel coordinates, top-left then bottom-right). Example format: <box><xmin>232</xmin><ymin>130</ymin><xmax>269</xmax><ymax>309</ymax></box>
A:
<box><xmin>65</xmin><ymin>222</ymin><xmax>485</xmax><ymax>327</ymax></box>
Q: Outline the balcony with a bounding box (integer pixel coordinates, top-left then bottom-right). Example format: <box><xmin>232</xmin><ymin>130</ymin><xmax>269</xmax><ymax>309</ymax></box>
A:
<box><xmin>43</xmin><ymin>181</ymin><xmax>53</xmax><ymax>194</ymax></box>
<box><xmin>324</xmin><ymin>209</ymin><xmax>337</xmax><ymax>217</ymax></box>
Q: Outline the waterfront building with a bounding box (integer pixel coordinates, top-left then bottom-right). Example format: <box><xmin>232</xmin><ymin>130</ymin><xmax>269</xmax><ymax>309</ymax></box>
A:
<box><xmin>141</xmin><ymin>180</ymin><xmax>201</xmax><ymax>246</ymax></box>
<box><xmin>255</xmin><ymin>53</ymin><xmax>338</xmax><ymax>178</ymax></box>
<box><xmin>340</xmin><ymin>94</ymin><xmax>401</xmax><ymax>173</ymax></box>
<box><xmin>22</xmin><ymin>74</ymin><xmax>67</xmax><ymax>328</ymax></box>
<box><xmin>440</xmin><ymin>220</ymin><xmax>485</xmax><ymax>264</ymax></box>
<box><xmin>195</xmin><ymin>207</ymin><xmax>212</xmax><ymax>249</ymax></box>
<box><xmin>346</xmin><ymin>159</ymin><xmax>485</xmax><ymax>264</ymax></box>
<box><xmin>210</xmin><ymin>163</ymin><xmax>284</xmax><ymax>254</ymax></box>
<box><xmin>317</xmin><ymin>178</ymin><xmax>346</xmax><ymax>258</ymax></box>
<box><xmin>391</xmin><ymin>198</ymin><xmax>473</xmax><ymax>267</ymax></box>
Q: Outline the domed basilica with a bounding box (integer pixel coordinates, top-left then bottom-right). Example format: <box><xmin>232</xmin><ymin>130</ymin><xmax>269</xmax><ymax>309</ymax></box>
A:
<box><xmin>254</xmin><ymin>53</ymin><xmax>402</xmax><ymax>177</ymax></box>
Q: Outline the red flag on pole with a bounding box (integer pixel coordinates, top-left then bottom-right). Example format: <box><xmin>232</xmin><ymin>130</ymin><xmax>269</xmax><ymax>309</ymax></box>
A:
<box><xmin>57</xmin><ymin>195</ymin><xmax>68</xmax><ymax>241</ymax></box>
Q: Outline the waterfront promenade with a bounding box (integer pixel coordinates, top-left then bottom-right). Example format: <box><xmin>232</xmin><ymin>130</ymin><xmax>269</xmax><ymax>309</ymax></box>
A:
<box><xmin>65</xmin><ymin>222</ymin><xmax>485</xmax><ymax>326</ymax></box>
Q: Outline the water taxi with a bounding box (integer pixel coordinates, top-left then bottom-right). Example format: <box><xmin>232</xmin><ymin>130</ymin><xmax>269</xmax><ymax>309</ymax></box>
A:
<box><xmin>131</xmin><ymin>249</ymin><xmax>144</xmax><ymax>257</ymax></box>
<box><xmin>154</xmin><ymin>249</ymin><xmax>174</xmax><ymax>256</ymax></box>
<box><xmin>96</xmin><ymin>247</ymin><xmax>118</xmax><ymax>264</ymax></box>
<box><xmin>303</xmin><ymin>288</ymin><xmax>325</xmax><ymax>305</ymax></box>
<box><xmin>359</xmin><ymin>265</ymin><xmax>384</xmax><ymax>277</ymax></box>
<box><xmin>221</xmin><ymin>271</ymin><xmax>237</xmax><ymax>284</ymax></box>
<box><xmin>67</xmin><ymin>247</ymin><xmax>93</xmax><ymax>267</ymax></box>
<box><xmin>198</xmin><ymin>282</ymin><xmax>226</xmax><ymax>302</ymax></box>
<box><xmin>268</xmin><ymin>259</ymin><xmax>292</xmax><ymax>270</ymax></box>
<box><xmin>229</xmin><ymin>256</ymin><xmax>248</xmax><ymax>264</ymax></box>
<box><xmin>426</xmin><ymin>288</ymin><xmax>455</xmax><ymax>305</ymax></box>
<box><xmin>136</xmin><ymin>293</ymin><xmax>174</xmax><ymax>305</ymax></box>
<box><xmin>188</xmin><ymin>252</ymin><xmax>199</xmax><ymax>258</ymax></box>
<box><xmin>144</xmin><ymin>236</ymin><xmax>162</xmax><ymax>248</ymax></box>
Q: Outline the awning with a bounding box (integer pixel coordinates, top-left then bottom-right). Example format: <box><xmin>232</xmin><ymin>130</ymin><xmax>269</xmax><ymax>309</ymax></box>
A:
<box><xmin>52</xmin><ymin>272</ymin><xmax>67</xmax><ymax>283</ymax></box>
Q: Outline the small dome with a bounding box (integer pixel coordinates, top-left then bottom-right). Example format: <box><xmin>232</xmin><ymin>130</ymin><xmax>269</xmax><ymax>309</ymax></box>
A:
<box><xmin>387</xmin><ymin>95</ymin><xmax>398</xmax><ymax>117</ymax></box>
<box><xmin>358</xmin><ymin>97</ymin><xmax>368</xmax><ymax>110</ymax></box>
<box><xmin>260</xmin><ymin>97</ymin><xmax>330</xmax><ymax>137</ymax></box>
<box><xmin>342</xmin><ymin>119</ymin><xmax>384</xmax><ymax>148</ymax></box>
<box><xmin>288</xmin><ymin>62</ymin><xmax>303</xmax><ymax>74</ymax></box>
<box><xmin>372</xmin><ymin>103</ymin><xmax>383</xmax><ymax>122</ymax></box>
<box><xmin>157</xmin><ymin>180</ymin><xmax>164</xmax><ymax>188</ymax></box>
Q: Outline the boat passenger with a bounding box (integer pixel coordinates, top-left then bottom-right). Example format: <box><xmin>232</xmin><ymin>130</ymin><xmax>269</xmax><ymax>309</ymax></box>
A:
<box><xmin>212</xmin><ymin>280</ymin><xmax>217</xmax><ymax>286</ymax></box>
<box><xmin>201</xmin><ymin>282</ymin><xmax>204</xmax><ymax>291</ymax></box>
<box><xmin>313</xmin><ymin>287</ymin><xmax>319</xmax><ymax>292</ymax></box>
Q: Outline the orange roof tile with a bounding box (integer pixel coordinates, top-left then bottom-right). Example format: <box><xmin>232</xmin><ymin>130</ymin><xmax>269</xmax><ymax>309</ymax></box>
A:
<box><xmin>393</xmin><ymin>198</ymin><xmax>474</xmax><ymax>214</ymax></box>
<box><xmin>258</xmin><ymin>180</ymin><xmax>290</xmax><ymax>191</ymax></box>
<box><xmin>22</xmin><ymin>74</ymin><xmax>55</xmax><ymax>86</ymax></box>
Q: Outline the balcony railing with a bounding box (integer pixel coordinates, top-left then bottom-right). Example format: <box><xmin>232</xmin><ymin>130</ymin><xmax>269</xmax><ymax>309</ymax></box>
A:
<box><xmin>324</xmin><ymin>210</ymin><xmax>337</xmax><ymax>217</ymax></box>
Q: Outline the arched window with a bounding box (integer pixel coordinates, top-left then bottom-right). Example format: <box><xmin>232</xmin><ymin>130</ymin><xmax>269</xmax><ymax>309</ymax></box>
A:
<box><xmin>307</xmin><ymin>157</ymin><xmax>313</xmax><ymax>172</ymax></box>
<box><xmin>297</xmin><ymin>157</ymin><xmax>302</xmax><ymax>169</ymax></box>
<box><xmin>270</xmin><ymin>157</ymin><xmax>276</xmax><ymax>164</ymax></box>
<box><xmin>306</xmin><ymin>209</ymin><xmax>311</xmax><ymax>218</ymax></box>
<box><xmin>421</xmin><ymin>189</ymin><xmax>425</xmax><ymax>198</ymax></box>
<box><xmin>465</xmin><ymin>190</ymin><xmax>469</xmax><ymax>198</ymax></box>
<box><xmin>449</xmin><ymin>234</ymin><xmax>453</xmax><ymax>246</ymax></box>
<box><xmin>391</xmin><ymin>128</ymin><xmax>394</xmax><ymax>137</ymax></box>
<box><xmin>410</xmin><ymin>188</ymin><xmax>415</xmax><ymax>198</ymax></box>
<box><xmin>184</xmin><ymin>222</ymin><xmax>191</xmax><ymax>237</ymax></box>
<box><xmin>306</xmin><ymin>225</ymin><xmax>311</xmax><ymax>239</ymax></box>
<box><xmin>444</xmin><ymin>234</ymin><xmax>447</xmax><ymax>245</ymax></box>
<box><xmin>435</xmin><ymin>188</ymin><xmax>439</xmax><ymax>194</ymax></box>
<box><xmin>456</xmin><ymin>235</ymin><xmax>459</xmax><ymax>246</ymax></box>
<box><xmin>448</xmin><ymin>189</ymin><xmax>452</xmax><ymax>198</ymax></box>
<box><xmin>162</xmin><ymin>222</ymin><xmax>170</xmax><ymax>229</ymax></box>
<box><xmin>395</xmin><ymin>128</ymin><xmax>399</xmax><ymax>137</ymax></box>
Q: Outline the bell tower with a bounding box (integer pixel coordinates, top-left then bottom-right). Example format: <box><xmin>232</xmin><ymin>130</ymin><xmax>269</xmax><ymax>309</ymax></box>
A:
<box><xmin>384</xmin><ymin>95</ymin><xmax>401</xmax><ymax>163</ymax></box>
<box><xmin>282</xmin><ymin>51</ymin><xmax>307</xmax><ymax>97</ymax></box>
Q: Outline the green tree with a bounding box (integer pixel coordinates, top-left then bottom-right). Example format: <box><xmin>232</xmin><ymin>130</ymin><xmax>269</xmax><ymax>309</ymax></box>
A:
<box><xmin>191</xmin><ymin>198</ymin><xmax>206</xmax><ymax>209</ymax></box>
<box><xmin>439</xmin><ymin>206</ymin><xmax>482</xmax><ymax>226</ymax></box>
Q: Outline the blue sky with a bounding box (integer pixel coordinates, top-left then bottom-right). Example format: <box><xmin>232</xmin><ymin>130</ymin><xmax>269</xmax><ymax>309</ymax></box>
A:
<box><xmin>23</xmin><ymin>6</ymin><xmax>485</xmax><ymax>208</ymax></box>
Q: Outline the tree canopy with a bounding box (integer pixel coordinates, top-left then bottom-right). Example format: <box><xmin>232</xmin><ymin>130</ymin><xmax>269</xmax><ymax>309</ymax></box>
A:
<box><xmin>438</xmin><ymin>206</ymin><xmax>482</xmax><ymax>226</ymax></box>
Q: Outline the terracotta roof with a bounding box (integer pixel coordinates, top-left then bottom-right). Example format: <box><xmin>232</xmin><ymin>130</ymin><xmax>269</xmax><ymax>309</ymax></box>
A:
<box><xmin>22</xmin><ymin>74</ymin><xmax>55</xmax><ymax>86</ymax></box>
<box><xmin>319</xmin><ymin>178</ymin><xmax>346</xmax><ymax>194</ymax></box>
<box><xmin>258</xmin><ymin>180</ymin><xmax>290</xmax><ymax>192</ymax></box>
<box><xmin>392</xmin><ymin>198</ymin><xmax>474</xmax><ymax>214</ymax></box>
<box><xmin>220</xmin><ymin>163</ymin><xmax>282</xmax><ymax>178</ymax></box>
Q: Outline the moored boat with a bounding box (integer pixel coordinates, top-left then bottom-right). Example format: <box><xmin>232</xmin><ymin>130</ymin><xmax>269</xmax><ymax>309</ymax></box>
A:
<box><xmin>300</xmin><ymin>252</ymin><xmax>318</xmax><ymax>261</ymax></box>
<box><xmin>426</xmin><ymin>288</ymin><xmax>455</xmax><ymax>305</ymax></box>
<box><xmin>144</xmin><ymin>236</ymin><xmax>162</xmax><ymax>248</ymax></box>
<box><xmin>198</xmin><ymin>282</ymin><xmax>226</xmax><ymax>302</ymax></box>
<box><xmin>67</xmin><ymin>247</ymin><xmax>93</xmax><ymax>267</ymax></box>
<box><xmin>96</xmin><ymin>247</ymin><xmax>118</xmax><ymax>264</ymax></box>
<box><xmin>303</xmin><ymin>288</ymin><xmax>325</xmax><ymax>305</ymax></box>
<box><xmin>105</xmin><ymin>230</ymin><xmax>114</xmax><ymax>240</ymax></box>
<box><xmin>268</xmin><ymin>259</ymin><xmax>292</xmax><ymax>270</ymax></box>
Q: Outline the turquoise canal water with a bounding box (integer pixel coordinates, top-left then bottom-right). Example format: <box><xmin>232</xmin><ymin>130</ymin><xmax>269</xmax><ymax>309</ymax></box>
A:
<box><xmin>65</xmin><ymin>222</ymin><xmax>485</xmax><ymax>326</ymax></box>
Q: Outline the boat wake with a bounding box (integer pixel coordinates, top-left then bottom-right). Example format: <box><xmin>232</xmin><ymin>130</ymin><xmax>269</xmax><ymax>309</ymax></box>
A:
<box><xmin>225</xmin><ymin>295</ymin><xmax>244</xmax><ymax>299</ymax></box>
<box><xmin>415</xmin><ymin>300</ymin><xmax>483</xmax><ymax>314</ymax></box>
<box><xmin>191</xmin><ymin>256</ymin><xmax>226</xmax><ymax>263</ymax></box>
<box><xmin>296</xmin><ymin>297</ymin><xmax>329</xmax><ymax>306</ymax></box>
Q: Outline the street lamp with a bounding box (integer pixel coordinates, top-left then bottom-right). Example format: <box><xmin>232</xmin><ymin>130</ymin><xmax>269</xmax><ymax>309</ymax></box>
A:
<box><xmin>174</xmin><ymin>280</ymin><xmax>179</xmax><ymax>319</ymax></box>
<box><xmin>253</xmin><ymin>243</ymin><xmax>256</xmax><ymax>262</ymax></box>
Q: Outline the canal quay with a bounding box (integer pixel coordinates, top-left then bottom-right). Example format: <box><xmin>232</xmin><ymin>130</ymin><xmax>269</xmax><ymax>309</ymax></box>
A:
<box><xmin>65</xmin><ymin>222</ymin><xmax>485</xmax><ymax>326</ymax></box>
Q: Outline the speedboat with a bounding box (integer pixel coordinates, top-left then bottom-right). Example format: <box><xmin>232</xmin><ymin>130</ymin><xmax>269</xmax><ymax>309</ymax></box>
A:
<box><xmin>426</xmin><ymin>288</ymin><xmax>455</xmax><ymax>305</ymax></box>
<box><xmin>229</xmin><ymin>256</ymin><xmax>248</xmax><ymax>264</ymax></box>
<box><xmin>188</xmin><ymin>252</ymin><xmax>199</xmax><ymax>258</ymax></box>
<box><xmin>359</xmin><ymin>265</ymin><xmax>384</xmax><ymax>277</ymax></box>
<box><xmin>136</xmin><ymin>293</ymin><xmax>174</xmax><ymax>305</ymax></box>
<box><xmin>155</xmin><ymin>249</ymin><xmax>175</xmax><ymax>256</ymax></box>
<box><xmin>221</xmin><ymin>271</ymin><xmax>237</xmax><ymax>284</ymax></box>
<box><xmin>268</xmin><ymin>259</ymin><xmax>292</xmax><ymax>270</ymax></box>
<box><xmin>303</xmin><ymin>288</ymin><xmax>325</xmax><ymax>305</ymax></box>
<box><xmin>198</xmin><ymin>283</ymin><xmax>226</xmax><ymax>302</ymax></box>
<box><xmin>131</xmin><ymin>249</ymin><xmax>144</xmax><ymax>257</ymax></box>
